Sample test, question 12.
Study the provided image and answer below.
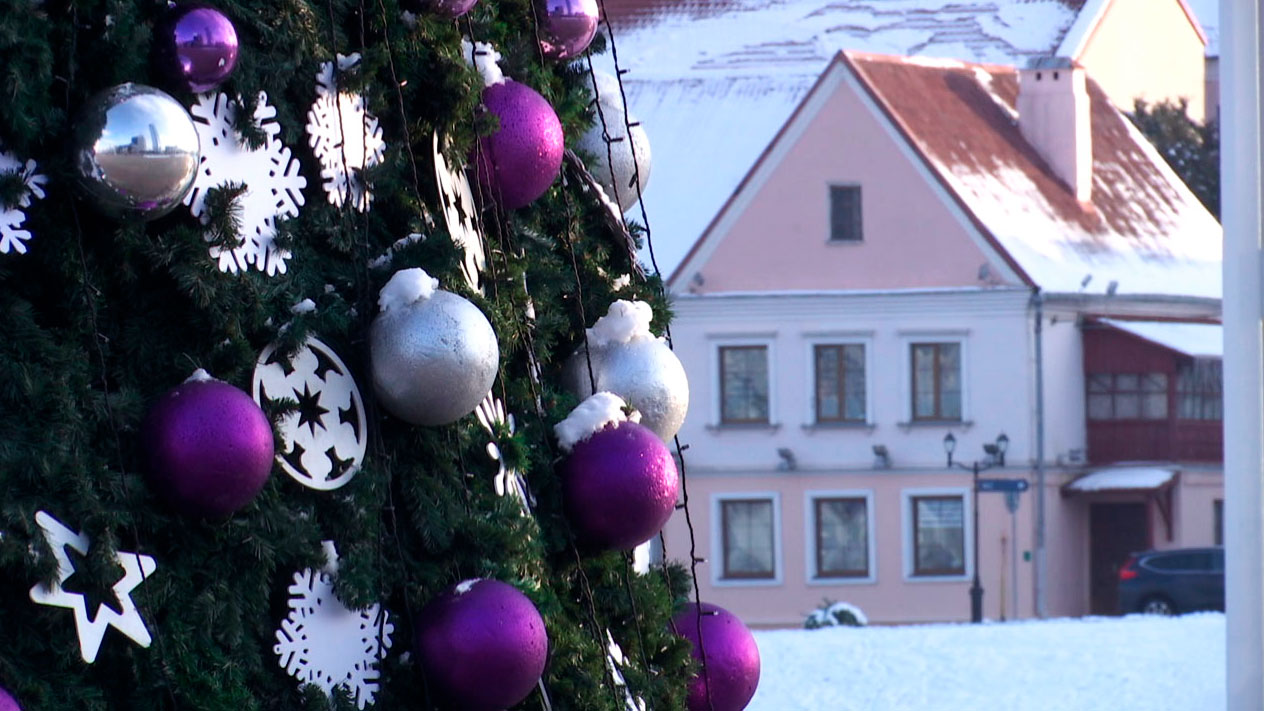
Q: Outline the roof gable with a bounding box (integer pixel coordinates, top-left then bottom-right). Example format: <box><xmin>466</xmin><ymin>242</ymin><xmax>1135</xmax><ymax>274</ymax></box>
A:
<box><xmin>670</xmin><ymin>54</ymin><xmax>1026</xmax><ymax>293</ymax></box>
<box><xmin>845</xmin><ymin>52</ymin><xmax>1221</xmax><ymax>298</ymax></box>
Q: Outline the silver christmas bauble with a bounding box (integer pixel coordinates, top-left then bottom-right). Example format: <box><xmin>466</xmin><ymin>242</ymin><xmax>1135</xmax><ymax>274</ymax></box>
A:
<box><xmin>562</xmin><ymin>338</ymin><xmax>688</xmax><ymax>441</ymax></box>
<box><xmin>578</xmin><ymin>101</ymin><xmax>651</xmax><ymax>213</ymax></box>
<box><xmin>73</xmin><ymin>83</ymin><xmax>201</xmax><ymax>221</ymax></box>
<box><xmin>370</xmin><ymin>289</ymin><xmax>499</xmax><ymax>426</ymax></box>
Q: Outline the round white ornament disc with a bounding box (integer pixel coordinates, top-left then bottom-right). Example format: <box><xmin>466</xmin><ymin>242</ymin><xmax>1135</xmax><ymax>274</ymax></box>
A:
<box><xmin>253</xmin><ymin>336</ymin><xmax>368</xmax><ymax>490</ymax></box>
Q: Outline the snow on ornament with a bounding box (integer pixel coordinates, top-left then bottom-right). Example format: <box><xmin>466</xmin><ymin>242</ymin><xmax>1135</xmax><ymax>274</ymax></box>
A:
<box><xmin>252</xmin><ymin>336</ymin><xmax>368</xmax><ymax>491</ymax></box>
<box><xmin>0</xmin><ymin>140</ymin><xmax>47</xmax><ymax>255</ymax></box>
<box><xmin>275</xmin><ymin>542</ymin><xmax>394</xmax><ymax>710</ymax></box>
<box><xmin>307</xmin><ymin>54</ymin><xmax>386</xmax><ymax>212</ymax></box>
<box><xmin>562</xmin><ymin>300</ymin><xmax>689</xmax><ymax>441</ymax></box>
<box><xmin>28</xmin><ymin>511</ymin><xmax>157</xmax><ymax>664</ymax></box>
<box><xmin>432</xmin><ymin>132</ymin><xmax>484</xmax><ymax>290</ymax></box>
<box><xmin>185</xmin><ymin>91</ymin><xmax>307</xmax><ymax>276</ymax></box>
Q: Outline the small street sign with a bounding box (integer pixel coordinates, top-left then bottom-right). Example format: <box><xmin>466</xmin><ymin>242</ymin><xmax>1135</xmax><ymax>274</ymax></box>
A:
<box><xmin>976</xmin><ymin>478</ymin><xmax>1030</xmax><ymax>493</ymax></box>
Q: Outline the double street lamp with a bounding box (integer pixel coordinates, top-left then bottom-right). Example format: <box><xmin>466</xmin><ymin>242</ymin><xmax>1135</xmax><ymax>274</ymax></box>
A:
<box><xmin>944</xmin><ymin>432</ymin><xmax>1009</xmax><ymax>624</ymax></box>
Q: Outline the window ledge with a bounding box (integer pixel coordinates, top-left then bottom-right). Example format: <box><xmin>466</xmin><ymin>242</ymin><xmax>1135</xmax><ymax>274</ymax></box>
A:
<box><xmin>897</xmin><ymin>420</ymin><xmax>973</xmax><ymax>431</ymax></box>
<box><xmin>825</xmin><ymin>239</ymin><xmax>864</xmax><ymax>246</ymax></box>
<box><xmin>712</xmin><ymin>577</ymin><xmax>784</xmax><ymax>588</ymax></box>
<box><xmin>801</xmin><ymin>422</ymin><xmax>876</xmax><ymax>433</ymax></box>
<box><xmin>706</xmin><ymin>422</ymin><xmax>782</xmax><ymax>433</ymax></box>
<box><xmin>903</xmin><ymin>573</ymin><xmax>971</xmax><ymax>584</ymax></box>
<box><xmin>808</xmin><ymin>575</ymin><xmax>877</xmax><ymax>586</ymax></box>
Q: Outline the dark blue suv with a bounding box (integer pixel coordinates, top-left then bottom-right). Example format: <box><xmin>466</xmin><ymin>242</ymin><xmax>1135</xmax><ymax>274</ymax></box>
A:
<box><xmin>1117</xmin><ymin>547</ymin><xmax>1224</xmax><ymax>615</ymax></box>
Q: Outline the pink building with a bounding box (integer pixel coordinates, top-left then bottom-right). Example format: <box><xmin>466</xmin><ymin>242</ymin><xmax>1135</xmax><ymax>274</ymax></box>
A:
<box><xmin>642</xmin><ymin>51</ymin><xmax>1222</xmax><ymax>626</ymax></box>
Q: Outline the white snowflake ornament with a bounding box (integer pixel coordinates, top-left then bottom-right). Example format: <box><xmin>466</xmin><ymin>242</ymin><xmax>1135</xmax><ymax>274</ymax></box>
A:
<box><xmin>0</xmin><ymin>141</ymin><xmax>47</xmax><ymax>255</ymax></box>
<box><xmin>307</xmin><ymin>54</ymin><xmax>386</xmax><ymax>212</ymax></box>
<box><xmin>29</xmin><ymin>511</ymin><xmax>157</xmax><ymax>664</ymax></box>
<box><xmin>185</xmin><ymin>92</ymin><xmax>307</xmax><ymax>276</ymax></box>
<box><xmin>475</xmin><ymin>395</ymin><xmax>533</xmax><ymax>511</ymax></box>
<box><xmin>252</xmin><ymin>336</ymin><xmax>368</xmax><ymax>491</ymax></box>
<box><xmin>275</xmin><ymin>543</ymin><xmax>394</xmax><ymax>709</ymax></box>
<box><xmin>606</xmin><ymin>630</ymin><xmax>648</xmax><ymax>711</ymax></box>
<box><xmin>432</xmin><ymin>132</ymin><xmax>484</xmax><ymax>290</ymax></box>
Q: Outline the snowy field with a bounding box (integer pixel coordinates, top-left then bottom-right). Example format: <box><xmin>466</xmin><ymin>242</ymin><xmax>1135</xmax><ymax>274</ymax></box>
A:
<box><xmin>749</xmin><ymin>614</ymin><xmax>1224</xmax><ymax>711</ymax></box>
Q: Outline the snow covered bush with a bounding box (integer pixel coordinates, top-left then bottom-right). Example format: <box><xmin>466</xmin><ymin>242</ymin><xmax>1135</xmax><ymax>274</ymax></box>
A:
<box><xmin>804</xmin><ymin>599</ymin><xmax>868</xmax><ymax>629</ymax></box>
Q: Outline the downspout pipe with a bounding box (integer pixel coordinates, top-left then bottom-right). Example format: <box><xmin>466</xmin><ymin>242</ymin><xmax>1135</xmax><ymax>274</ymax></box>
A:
<box><xmin>1031</xmin><ymin>287</ymin><xmax>1047</xmax><ymax>618</ymax></box>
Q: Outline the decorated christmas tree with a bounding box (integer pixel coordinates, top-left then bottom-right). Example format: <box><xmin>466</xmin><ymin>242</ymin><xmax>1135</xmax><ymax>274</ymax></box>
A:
<box><xmin>0</xmin><ymin>0</ymin><xmax>760</xmax><ymax>709</ymax></box>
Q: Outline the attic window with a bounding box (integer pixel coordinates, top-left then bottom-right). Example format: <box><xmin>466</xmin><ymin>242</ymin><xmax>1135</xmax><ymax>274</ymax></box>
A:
<box><xmin>829</xmin><ymin>185</ymin><xmax>863</xmax><ymax>243</ymax></box>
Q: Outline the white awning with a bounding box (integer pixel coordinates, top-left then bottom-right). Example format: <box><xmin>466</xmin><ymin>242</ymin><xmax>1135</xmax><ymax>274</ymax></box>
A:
<box><xmin>1098</xmin><ymin>319</ymin><xmax>1223</xmax><ymax>358</ymax></box>
<box><xmin>1065</xmin><ymin>467</ymin><xmax>1176</xmax><ymax>493</ymax></box>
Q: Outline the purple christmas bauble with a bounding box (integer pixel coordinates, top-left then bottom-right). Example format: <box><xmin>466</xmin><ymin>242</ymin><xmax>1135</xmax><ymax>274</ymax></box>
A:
<box><xmin>156</xmin><ymin>5</ymin><xmax>239</xmax><ymax>93</ymax></box>
<box><xmin>672</xmin><ymin>603</ymin><xmax>761</xmax><ymax>711</ymax></box>
<box><xmin>429</xmin><ymin>0</ymin><xmax>479</xmax><ymax>17</ymax></box>
<box><xmin>536</xmin><ymin>0</ymin><xmax>600</xmax><ymax>60</ymax></box>
<box><xmin>561</xmin><ymin>420</ymin><xmax>679</xmax><ymax>551</ymax></box>
<box><xmin>0</xmin><ymin>686</ymin><xmax>20</xmax><ymax>711</ymax></box>
<box><xmin>143</xmin><ymin>376</ymin><xmax>274</xmax><ymax>517</ymax></box>
<box><xmin>473</xmin><ymin>81</ymin><xmax>564</xmax><ymax>210</ymax></box>
<box><xmin>415</xmin><ymin>579</ymin><xmax>548</xmax><ymax>711</ymax></box>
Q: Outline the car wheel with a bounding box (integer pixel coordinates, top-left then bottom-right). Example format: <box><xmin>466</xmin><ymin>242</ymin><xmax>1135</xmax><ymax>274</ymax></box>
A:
<box><xmin>1140</xmin><ymin>596</ymin><xmax>1177</xmax><ymax>616</ymax></box>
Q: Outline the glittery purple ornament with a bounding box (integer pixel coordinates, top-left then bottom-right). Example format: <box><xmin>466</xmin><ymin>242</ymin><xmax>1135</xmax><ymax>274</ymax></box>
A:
<box><xmin>672</xmin><ymin>603</ymin><xmax>761</xmax><ymax>711</ymax></box>
<box><xmin>155</xmin><ymin>5</ymin><xmax>239</xmax><ymax>93</ymax></box>
<box><xmin>0</xmin><ymin>686</ymin><xmax>21</xmax><ymax>711</ymax></box>
<box><xmin>473</xmin><ymin>81</ymin><xmax>564</xmax><ymax>210</ymax></box>
<box><xmin>415</xmin><ymin>579</ymin><xmax>548</xmax><ymax>711</ymax></box>
<box><xmin>561</xmin><ymin>420</ymin><xmax>679</xmax><ymax>551</ymax></box>
<box><xmin>536</xmin><ymin>0</ymin><xmax>600</xmax><ymax>60</ymax></box>
<box><xmin>143</xmin><ymin>375</ymin><xmax>274</xmax><ymax>517</ymax></box>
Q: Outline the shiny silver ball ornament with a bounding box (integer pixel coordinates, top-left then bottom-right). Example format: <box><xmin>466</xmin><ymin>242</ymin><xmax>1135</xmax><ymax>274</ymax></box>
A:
<box><xmin>371</xmin><ymin>284</ymin><xmax>499</xmax><ymax>426</ymax></box>
<box><xmin>577</xmin><ymin>101</ymin><xmax>651</xmax><ymax>213</ymax></box>
<box><xmin>563</xmin><ymin>338</ymin><xmax>689</xmax><ymax>441</ymax></box>
<box><xmin>73</xmin><ymin>83</ymin><xmax>200</xmax><ymax>221</ymax></box>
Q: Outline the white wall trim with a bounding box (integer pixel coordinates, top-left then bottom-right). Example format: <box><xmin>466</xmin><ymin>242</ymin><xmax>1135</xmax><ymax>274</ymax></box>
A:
<box><xmin>710</xmin><ymin>492</ymin><xmax>784</xmax><ymax>588</ymax></box>
<box><xmin>901</xmin><ymin>486</ymin><xmax>973</xmax><ymax>583</ymax></box>
<box><xmin>804</xmin><ymin>489</ymin><xmax>878</xmax><ymax>585</ymax></box>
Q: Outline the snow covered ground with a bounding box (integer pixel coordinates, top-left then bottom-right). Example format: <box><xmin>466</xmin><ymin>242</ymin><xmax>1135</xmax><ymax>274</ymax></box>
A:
<box><xmin>749</xmin><ymin>613</ymin><xmax>1224</xmax><ymax>711</ymax></box>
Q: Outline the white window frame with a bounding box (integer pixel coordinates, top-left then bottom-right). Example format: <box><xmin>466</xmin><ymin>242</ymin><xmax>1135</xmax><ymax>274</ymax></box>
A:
<box><xmin>711</xmin><ymin>492</ymin><xmax>783</xmax><ymax>587</ymax></box>
<box><xmin>709</xmin><ymin>334</ymin><xmax>778</xmax><ymax>427</ymax></box>
<box><xmin>899</xmin><ymin>332</ymin><xmax>970</xmax><ymax>424</ymax></box>
<box><xmin>802</xmin><ymin>333</ymin><xmax>874</xmax><ymax>426</ymax></box>
<box><xmin>901</xmin><ymin>486</ymin><xmax>973</xmax><ymax>582</ymax></box>
<box><xmin>805</xmin><ymin>489</ymin><xmax>877</xmax><ymax>585</ymax></box>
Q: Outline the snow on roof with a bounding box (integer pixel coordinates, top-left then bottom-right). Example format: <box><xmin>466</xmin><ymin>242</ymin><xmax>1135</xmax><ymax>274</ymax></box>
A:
<box><xmin>1182</xmin><ymin>0</ymin><xmax>1218</xmax><ymax>56</ymax></box>
<box><xmin>1065</xmin><ymin>466</ymin><xmax>1176</xmax><ymax>492</ymax></box>
<box><xmin>600</xmin><ymin>0</ymin><xmax>1085</xmax><ymax>277</ymax></box>
<box><xmin>618</xmin><ymin>75</ymin><xmax>815</xmax><ymax>275</ymax></box>
<box><xmin>1098</xmin><ymin>318</ymin><xmax>1222</xmax><ymax>357</ymax></box>
<box><xmin>845</xmin><ymin>52</ymin><xmax>1221</xmax><ymax>298</ymax></box>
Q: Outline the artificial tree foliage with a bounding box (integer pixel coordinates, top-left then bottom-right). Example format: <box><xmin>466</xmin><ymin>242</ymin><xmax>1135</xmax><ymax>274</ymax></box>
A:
<box><xmin>0</xmin><ymin>0</ymin><xmax>695</xmax><ymax>709</ymax></box>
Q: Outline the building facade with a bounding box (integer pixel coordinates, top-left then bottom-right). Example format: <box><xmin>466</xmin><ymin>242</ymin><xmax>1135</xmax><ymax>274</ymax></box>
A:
<box><xmin>654</xmin><ymin>51</ymin><xmax>1223</xmax><ymax>626</ymax></box>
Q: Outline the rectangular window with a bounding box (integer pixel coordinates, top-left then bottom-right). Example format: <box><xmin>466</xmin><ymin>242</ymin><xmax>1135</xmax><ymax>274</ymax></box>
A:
<box><xmin>1177</xmin><ymin>360</ymin><xmax>1223</xmax><ymax>421</ymax></box>
<box><xmin>911</xmin><ymin>342</ymin><xmax>962</xmax><ymax>421</ymax></box>
<box><xmin>814</xmin><ymin>497</ymin><xmax>869</xmax><ymax>578</ymax></box>
<box><xmin>721</xmin><ymin>499</ymin><xmax>776</xmax><ymax>579</ymax></box>
<box><xmin>829</xmin><ymin>185</ymin><xmax>863</xmax><ymax>242</ymax></box>
<box><xmin>1215</xmin><ymin>499</ymin><xmax>1224</xmax><ymax>546</ymax></box>
<box><xmin>814</xmin><ymin>344</ymin><xmax>866</xmax><ymax>423</ymax></box>
<box><xmin>912</xmin><ymin>495</ymin><xmax>966</xmax><ymax>576</ymax></box>
<box><xmin>1087</xmin><ymin>373</ymin><xmax>1169</xmax><ymax>420</ymax></box>
<box><xmin>719</xmin><ymin>346</ymin><xmax>770</xmax><ymax>424</ymax></box>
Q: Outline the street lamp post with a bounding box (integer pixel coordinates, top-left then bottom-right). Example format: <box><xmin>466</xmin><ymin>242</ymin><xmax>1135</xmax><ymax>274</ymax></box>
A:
<box><xmin>944</xmin><ymin>432</ymin><xmax>1009</xmax><ymax>624</ymax></box>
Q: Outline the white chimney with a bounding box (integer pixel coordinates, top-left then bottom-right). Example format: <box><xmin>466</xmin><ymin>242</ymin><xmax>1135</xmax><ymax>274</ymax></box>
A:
<box><xmin>1017</xmin><ymin>57</ymin><xmax>1092</xmax><ymax>203</ymax></box>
